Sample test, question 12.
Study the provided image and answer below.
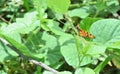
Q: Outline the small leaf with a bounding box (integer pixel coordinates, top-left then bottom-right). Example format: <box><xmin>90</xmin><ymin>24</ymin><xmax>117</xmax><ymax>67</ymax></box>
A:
<box><xmin>41</xmin><ymin>20</ymin><xmax>65</xmax><ymax>35</ymax></box>
<box><xmin>68</xmin><ymin>6</ymin><xmax>90</xmax><ymax>18</ymax></box>
<box><xmin>33</xmin><ymin>0</ymin><xmax>47</xmax><ymax>18</ymax></box>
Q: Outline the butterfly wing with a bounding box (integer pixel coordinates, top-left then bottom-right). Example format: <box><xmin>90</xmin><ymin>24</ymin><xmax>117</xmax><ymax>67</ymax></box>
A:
<box><xmin>76</xmin><ymin>24</ymin><xmax>95</xmax><ymax>38</ymax></box>
<box><xmin>79</xmin><ymin>30</ymin><xmax>88</xmax><ymax>37</ymax></box>
<box><xmin>79</xmin><ymin>29</ymin><xmax>95</xmax><ymax>38</ymax></box>
<box><xmin>88</xmin><ymin>33</ymin><xmax>95</xmax><ymax>38</ymax></box>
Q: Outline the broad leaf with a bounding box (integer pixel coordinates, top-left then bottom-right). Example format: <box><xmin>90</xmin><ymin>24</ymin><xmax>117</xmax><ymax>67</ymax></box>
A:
<box><xmin>90</xmin><ymin>19</ymin><xmax>120</xmax><ymax>46</ymax></box>
<box><xmin>3</xmin><ymin>11</ymin><xmax>40</xmax><ymax>34</ymax></box>
<box><xmin>59</xmin><ymin>34</ymin><xmax>79</xmax><ymax>68</ymax></box>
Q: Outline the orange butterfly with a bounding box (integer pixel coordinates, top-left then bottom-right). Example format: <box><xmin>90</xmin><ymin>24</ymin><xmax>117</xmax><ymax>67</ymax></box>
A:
<box><xmin>76</xmin><ymin>24</ymin><xmax>95</xmax><ymax>38</ymax></box>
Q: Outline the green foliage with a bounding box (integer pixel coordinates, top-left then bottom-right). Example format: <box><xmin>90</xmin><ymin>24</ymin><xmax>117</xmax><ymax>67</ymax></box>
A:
<box><xmin>91</xmin><ymin>19</ymin><xmax>120</xmax><ymax>46</ymax></box>
<box><xmin>68</xmin><ymin>6</ymin><xmax>90</xmax><ymax>18</ymax></box>
<box><xmin>0</xmin><ymin>0</ymin><xmax>120</xmax><ymax>74</ymax></box>
<box><xmin>2</xmin><ymin>11</ymin><xmax>40</xmax><ymax>34</ymax></box>
<box><xmin>0</xmin><ymin>41</ymin><xmax>18</xmax><ymax>62</ymax></box>
<box><xmin>61</xmin><ymin>43</ymin><xmax>79</xmax><ymax>68</ymax></box>
<box><xmin>46</xmin><ymin>0</ymin><xmax>70</xmax><ymax>13</ymax></box>
<box><xmin>75</xmin><ymin>68</ymin><xmax>95</xmax><ymax>74</ymax></box>
<box><xmin>80</xmin><ymin>17</ymin><xmax>102</xmax><ymax>31</ymax></box>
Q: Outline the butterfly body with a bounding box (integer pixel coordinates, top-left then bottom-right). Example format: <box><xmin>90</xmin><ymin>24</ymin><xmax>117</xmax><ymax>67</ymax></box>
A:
<box><xmin>76</xmin><ymin>24</ymin><xmax>95</xmax><ymax>38</ymax></box>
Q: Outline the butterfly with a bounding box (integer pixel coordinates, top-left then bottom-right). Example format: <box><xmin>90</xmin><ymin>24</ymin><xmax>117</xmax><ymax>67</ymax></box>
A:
<box><xmin>76</xmin><ymin>24</ymin><xmax>95</xmax><ymax>38</ymax></box>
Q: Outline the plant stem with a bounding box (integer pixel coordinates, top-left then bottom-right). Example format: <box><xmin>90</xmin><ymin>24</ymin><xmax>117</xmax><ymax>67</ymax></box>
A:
<box><xmin>6</xmin><ymin>44</ymin><xmax>59</xmax><ymax>74</ymax></box>
<box><xmin>0</xmin><ymin>15</ymin><xmax>9</xmax><ymax>24</ymax></box>
<box><xmin>94</xmin><ymin>10</ymin><xmax>100</xmax><ymax>17</ymax></box>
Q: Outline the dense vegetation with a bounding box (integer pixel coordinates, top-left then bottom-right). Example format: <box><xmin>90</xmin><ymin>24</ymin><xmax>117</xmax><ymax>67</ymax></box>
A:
<box><xmin>0</xmin><ymin>0</ymin><xmax>120</xmax><ymax>74</ymax></box>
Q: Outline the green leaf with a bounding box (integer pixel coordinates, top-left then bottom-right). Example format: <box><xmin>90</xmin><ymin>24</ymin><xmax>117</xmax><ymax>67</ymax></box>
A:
<box><xmin>33</xmin><ymin>0</ymin><xmax>47</xmax><ymax>19</ymax></box>
<box><xmin>78</xmin><ymin>44</ymin><xmax>106</xmax><ymax>66</ymax></box>
<box><xmin>58</xmin><ymin>71</ymin><xmax>72</xmax><ymax>74</ymax></box>
<box><xmin>41</xmin><ymin>31</ymin><xmax>58</xmax><ymax>48</ymax></box>
<box><xmin>110</xmin><ymin>41</ymin><xmax>120</xmax><ymax>49</ymax></box>
<box><xmin>23</xmin><ymin>0</ymin><xmax>30</xmax><ymax>11</ymax></box>
<box><xmin>79</xmin><ymin>55</ymin><xmax>92</xmax><ymax>66</ymax></box>
<box><xmin>74</xmin><ymin>37</ymin><xmax>93</xmax><ymax>66</ymax></box>
<box><xmin>0</xmin><ymin>32</ymin><xmax>43</xmax><ymax>60</ymax></box>
<box><xmin>0</xmin><ymin>41</ymin><xmax>18</xmax><ymax>62</ymax></box>
<box><xmin>42</xmin><ymin>32</ymin><xmax>62</xmax><ymax>65</ymax></box>
<box><xmin>60</xmin><ymin>35</ymin><xmax>105</xmax><ymax>67</ymax></box>
<box><xmin>94</xmin><ymin>55</ymin><xmax>113</xmax><ymax>74</ymax></box>
<box><xmin>43</xmin><ymin>71</ymin><xmax>72</xmax><ymax>74</ymax></box>
<box><xmin>3</xmin><ymin>11</ymin><xmax>40</xmax><ymax>34</ymax></box>
<box><xmin>68</xmin><ymin>6</ymin><xmax>90</xmax><ymax>18</ymax></box>
<box><xmin>43</xmin><ymin>71</ymin><xmax>53</xmax><ymax>74</ymax></box>
<box><xmin>75</xmin><ymin>68</ymin><xmax>95</xmax><ymax>74</ymax></box>
<box><xmin>1</xmin><ymin>22</ymin><xmax>22</xmax><ymax>43</ymax></box>
<box><xmin>90</xmin><ymin>19</ymin><xmax>120</xmax><ymax>46</ymax></box>
<box><xmin>106</xmin><ymin>0</ymin><xmax>119</xmax><ymax>13</ymax></box>
<box><xmin>58</xmin><ymin>33</ymin><xmax>74</xmax><ymax>45</ymax></box>
<box><xmin>6</xmin><ymin>33</ymin><xmax>21</xmax><ymax>43</ymax></box>
<box><xmin>61</xmin><ymin>43</ymin><xmax>79</xmax><ymax>68</ymax></box>
<box><xmin>41</xmin><ymin>20</ymin><xmax>66</xmax><ymax>35</ymax></box>
<box><xmin>25</xmin><ymin>32</ymin><xmax>62</xmax><ymax>65</ymax></box>
<box><xmin>96</xmin><ymin>0</ymin><xmax>106</xmax><ymax>11</ymax></box>
<box><xmin>109</xmin><ymin>49</ymin><xmax>120</xmax><ymax>70</ymax></box>
<box><xmin>112</xmin><ymin>55</ymin><xmax>120</xmax><ymax>69</ymax></box>
<box><xmin>0</xmin><ymin>70</ymin><xmax>7</xmax><ymax>74</ymax></box>
<box><xmin>46</xmin><ymin>0</ymin><xmax>70</xmax><ymax>13</ymax></box>
<box><xmin>83</xmin><ymin>44</ymin><xmax>106</xmax><ymax>58</ymax></box>
<box><xmin>80</xmin><ymin>17</ymin><xmax>102</xmax><ymax>31</ymax></box>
